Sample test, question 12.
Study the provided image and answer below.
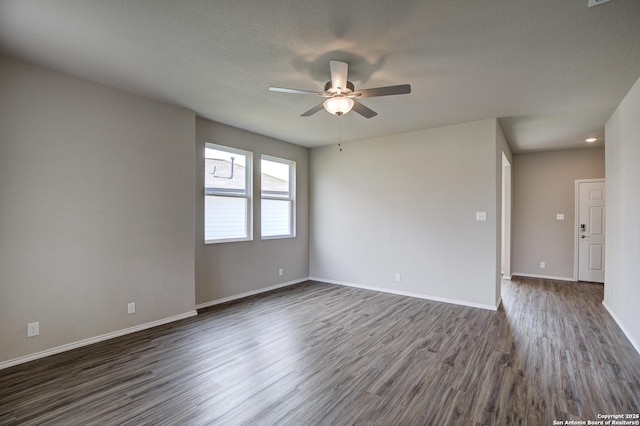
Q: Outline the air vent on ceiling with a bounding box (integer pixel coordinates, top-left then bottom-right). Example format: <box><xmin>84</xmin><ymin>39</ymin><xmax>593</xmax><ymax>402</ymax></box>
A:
<box><xmin>588</xmin><ymin>0</ymin><xmax>612</xmax><ymax>7</ymax></box>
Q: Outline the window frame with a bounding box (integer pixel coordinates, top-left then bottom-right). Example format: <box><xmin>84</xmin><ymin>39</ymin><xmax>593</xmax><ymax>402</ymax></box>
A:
<box><xmin>260</xmin><ymin>154</ymin><xmax>296</xmax><ymax>240</ymax></box>
<box><xmin>204</xmin><ymin>143</ymin><xmax>253</xmax><ymax>244</ymax></box>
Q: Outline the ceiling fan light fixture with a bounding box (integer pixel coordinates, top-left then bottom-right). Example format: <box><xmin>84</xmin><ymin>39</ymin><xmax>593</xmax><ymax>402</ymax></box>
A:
<box><xmin>323</xmin><ymin>96</ymin><xmax>354</xmax><ymax>116</ymax></box>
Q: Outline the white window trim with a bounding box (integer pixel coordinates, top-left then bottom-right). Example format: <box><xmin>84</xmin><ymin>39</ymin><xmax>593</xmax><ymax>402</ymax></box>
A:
<box><xmin>205</xmin><ymin>143</ymin><xmax>253</xmax><ymax>244</ymax></box>
<box><xmin>261</xmin><ymin>154</ymin><xmax>296</xmax><ymax>240</ymax></box>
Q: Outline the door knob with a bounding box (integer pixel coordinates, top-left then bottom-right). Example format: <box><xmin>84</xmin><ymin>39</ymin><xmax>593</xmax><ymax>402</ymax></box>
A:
<box><xmin>581</xmin><ymin>235</ymin><xmax>588</xmax><ymax>239</ymax></box>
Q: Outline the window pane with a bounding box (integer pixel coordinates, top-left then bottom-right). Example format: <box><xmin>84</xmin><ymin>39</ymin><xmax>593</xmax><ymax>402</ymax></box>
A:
<box><xmin>261</xmin><ymin>159</ymin><xmax>290</xmax><ymax>198</ymax></box>
<box><xmin>206</xmin><ymin>148</ymin><xmax>247</xmax><ymax>195</ymax></box>
<box><xmin>205</xmin><ymin>195</ymin><xmax>248</xmax><ymax>241</ymax></box>
<box><xmin>261</xmin><ymin>199</ymin><xmax>291</xmax><ymax>237</ymax></box>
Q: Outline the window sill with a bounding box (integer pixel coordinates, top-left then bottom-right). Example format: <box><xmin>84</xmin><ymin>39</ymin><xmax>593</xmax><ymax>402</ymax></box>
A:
<box><xmin>261</xmin><ymin>235</ymin><xmax>296</xmax><ymax>241</ymax></box>
<box><xmin>205</xmin><ymin>237</ymin><xmax>253</xmax><ymax>244</ymax></box>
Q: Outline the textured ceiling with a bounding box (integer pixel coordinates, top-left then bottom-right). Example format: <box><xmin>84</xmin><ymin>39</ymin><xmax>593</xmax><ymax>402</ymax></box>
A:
<box><xmin>1</xmin><ymin>0</ymin><xmax>639</xmax><ymax>152</ymax></box>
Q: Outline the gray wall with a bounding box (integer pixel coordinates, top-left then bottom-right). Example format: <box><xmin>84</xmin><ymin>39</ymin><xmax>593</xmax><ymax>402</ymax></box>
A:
<box><xmin>604</xmin><ymin>74</ymin><xmax>640</xmax><ymax>353</ymax></box>
<box><xmin>511</xmin><ymin>148</ymin><xmax>605</xmax><ymax>280</ymax></box>
<box><xmin>0</xmin><ymin>55</ymin><xmax>196</xmax><ymax>364</ymax></box>
<box><xmin>309</xmin><ymin>118</ymin><xmax>503</xmax><ymax>309</ymax></box>
<box><xmin>195</xmin><ymin>118</ymin><xmax>310</xmax><ymax>305</ymax></box>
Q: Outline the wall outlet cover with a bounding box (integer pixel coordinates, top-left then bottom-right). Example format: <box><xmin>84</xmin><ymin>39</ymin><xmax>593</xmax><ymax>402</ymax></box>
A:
<box><xmin>476</xmin><ymin>211</ymin><xmax>487</xmax><ymax>221</ymax></box>
<box><xmin>27</xmin><ymin>322</ymin><xmax>39</xmax><ymax>337</ymax></box>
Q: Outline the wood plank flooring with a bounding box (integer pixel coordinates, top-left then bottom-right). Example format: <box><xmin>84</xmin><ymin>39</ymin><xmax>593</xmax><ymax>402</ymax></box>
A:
<box><xmin>1</xmin><ymin>278</ymin><xmax>639</xmax><ymax>425</ymax></box>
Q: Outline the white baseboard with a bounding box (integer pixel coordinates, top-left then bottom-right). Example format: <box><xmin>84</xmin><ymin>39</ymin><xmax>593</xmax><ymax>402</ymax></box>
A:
<box><xmin>0</xmin><ymin>310</ymin><xmax>198</xmax><ymax>371</ymax></box>
<box><xmin>602</xmin><ymin>301</ymin><xmax>640</xmax><ymax>356</ymax></box>
<box><xmin>310</xmin><ymin>277</ymin><xmax>499</xmax><ymax>311</ymax></box>
<box><xmin>511</xmin><ymin>272</ymin><xmax>575</xmax><ymax>282</ymax></box>
<box><xmin>195</xmin><ymin>278</ymin><xmax>309</xmax><ymax>310</ymax></box>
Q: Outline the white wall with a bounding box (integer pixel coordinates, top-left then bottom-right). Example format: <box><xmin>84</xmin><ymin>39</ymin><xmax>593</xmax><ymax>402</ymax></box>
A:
<box><xmin>512</xmin><ymin>148</ymin><xmax>605</xmax><ymax>280</ymax></box>
<box><xmin>310</xmin><ymin>119</ymin><xmax>502</xmax><ymax>309</ymax></box>
<box><xmin>195</xmin><ymin>119</ymin><xmax>309</xmax><ymax>306</ymax></box>
<box><xmin>0</xmin><ymin>56</ymin><xmax>196</xmax><ymax>365</ymax></box>
<box><xmin>604</xmin><ymin>74</ymin><xmax>640</xmax><ymax>353</ymax></box>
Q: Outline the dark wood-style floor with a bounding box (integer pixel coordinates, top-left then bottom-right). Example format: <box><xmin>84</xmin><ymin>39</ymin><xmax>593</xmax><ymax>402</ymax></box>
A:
<box><xmin>1</xmin><ymin>278</ymin><xmax>639</xmax><ymax>425</ymax></box>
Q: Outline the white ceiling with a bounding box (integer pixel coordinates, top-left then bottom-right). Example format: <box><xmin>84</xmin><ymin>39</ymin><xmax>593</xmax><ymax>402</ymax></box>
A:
<box><xmin>1</xmin><ymin>0</ymin><xmax>639</xmax><ymax>152</ymax></box>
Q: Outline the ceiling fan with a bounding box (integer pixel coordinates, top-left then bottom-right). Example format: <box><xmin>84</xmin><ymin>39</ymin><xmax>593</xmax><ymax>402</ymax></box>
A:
<box><xmin>269</xmin><ymin>60</ymin><xmax>411</xmax><ymax>118</ymax></box>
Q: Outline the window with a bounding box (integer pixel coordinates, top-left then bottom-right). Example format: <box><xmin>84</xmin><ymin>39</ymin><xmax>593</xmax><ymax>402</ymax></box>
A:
<box><xmin>205</xmin><ymin>143</ymin><xmax>252</xmax><ymax>243</ymax></box>
<box><xmin>261</xmin><ymin>155</ymin><xmax>295</xmax><ymax>239</ymax></box>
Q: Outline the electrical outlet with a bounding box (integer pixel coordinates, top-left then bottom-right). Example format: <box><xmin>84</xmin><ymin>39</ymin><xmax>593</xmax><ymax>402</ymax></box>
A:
<box><xmin>539</xmin><ymin>261</ymin><xmax>546</xmax><ymax>269</ymax></box>
<box><xmin>127</xmin><ymin>302</ymin><xmax>136</xmax><ymax>314</ymax></box>
<box><xmin>278</xmin><ymin>268</ymin><xmax>284</xmax><ymax>277</ymax></box>
<box><xmin>27</xmin><ymin>322</ymin><xmax>39</xmax><ymax>337</ymax></box>
<box><xmin>556</xmin><ymin>213</ymin><xmax>565</xmax><ymax>220</ymax></box>
<box><xmin>395</xmin><ymin>273</ymin><xmax>401</xmax><ymax>282</ymax></box>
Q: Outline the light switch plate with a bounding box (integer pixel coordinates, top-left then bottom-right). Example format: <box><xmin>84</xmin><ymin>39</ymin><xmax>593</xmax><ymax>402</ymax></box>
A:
<box><xmin>476</xmin><ymin>211</ymin><xmax>487</xmax><ymax>221</ymax></box>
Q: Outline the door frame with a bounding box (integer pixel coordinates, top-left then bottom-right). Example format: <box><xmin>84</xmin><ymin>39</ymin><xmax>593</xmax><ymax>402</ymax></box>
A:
<box><xmin>573</xmin><ymin>178</ymin><xmax>605</xmax><ymax>281</ymax></box>
<box><xmin>501</xmin><ymin>153</ymin><xmax>512</xmax><ymax>279</ymax></box>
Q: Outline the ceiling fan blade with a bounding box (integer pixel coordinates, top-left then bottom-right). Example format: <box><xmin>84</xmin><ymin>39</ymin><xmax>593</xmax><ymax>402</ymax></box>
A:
<box><xmin>355</xmin><ymin>84</ymin><xmax>411</xmax><ymax>98</ymax></box>
<box><xmin>329</xmin><ymin>60</ymin><xmax>349</xmax><ymax>92</ymax></box>
<box><xmin>269</xmin><ymin>86</ymin><xmax>323</xmax><ymax>95</ymax></box>
<box><xmin>351</xmin><ymin>100</ymin><xmax>377</xmax><ymax>118</ymax></box>
<box><xmin>301</xmin><ymin>103</ymin><xmax>325</xmax><ymax>117</ymax></box>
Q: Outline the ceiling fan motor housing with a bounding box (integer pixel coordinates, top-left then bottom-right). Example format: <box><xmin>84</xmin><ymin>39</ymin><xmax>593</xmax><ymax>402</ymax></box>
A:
<box><xmin>324</xmin><ymin>80</ymin><xmax>355</xmax><ymax>95</ymax></box>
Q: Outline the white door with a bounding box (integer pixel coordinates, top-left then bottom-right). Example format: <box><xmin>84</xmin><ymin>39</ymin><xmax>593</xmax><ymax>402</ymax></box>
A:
<box><xmin>578</xmin><ymin>180</ymin><xmax>605</xmax><ymax>283</ymax></box>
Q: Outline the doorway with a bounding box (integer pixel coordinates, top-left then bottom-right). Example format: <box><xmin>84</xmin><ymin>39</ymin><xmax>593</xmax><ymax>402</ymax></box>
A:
<box><xmin>575</xmin><ymin>179</ymin><xmax>605</xmax><ymax>283</ymax></box>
